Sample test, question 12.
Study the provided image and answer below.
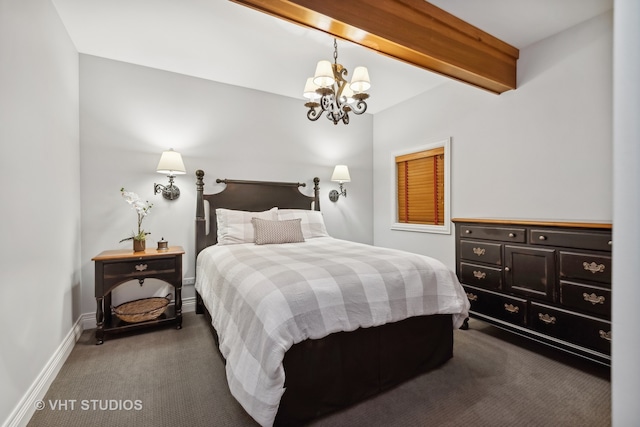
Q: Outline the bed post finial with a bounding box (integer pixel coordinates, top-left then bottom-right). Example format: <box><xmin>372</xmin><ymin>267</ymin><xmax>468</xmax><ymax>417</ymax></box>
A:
<box><xmin>313</xmin><ymin>177</ymin><xmax>320</xmax><ymax>211</ymax></box>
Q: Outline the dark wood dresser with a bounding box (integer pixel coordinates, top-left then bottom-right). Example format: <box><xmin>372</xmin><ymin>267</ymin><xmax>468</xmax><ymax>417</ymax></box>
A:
<box><xmin>452</xmin><ymin>218</ymin><xmax>612</xmax><ymax>365</ymax></box>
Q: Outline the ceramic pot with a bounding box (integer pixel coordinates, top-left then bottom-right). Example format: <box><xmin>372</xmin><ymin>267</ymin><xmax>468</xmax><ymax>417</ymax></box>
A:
<box><xmin>133</xmin><ymin>239</ymin><xmax>146</xmax><ymax>252</ymax></box>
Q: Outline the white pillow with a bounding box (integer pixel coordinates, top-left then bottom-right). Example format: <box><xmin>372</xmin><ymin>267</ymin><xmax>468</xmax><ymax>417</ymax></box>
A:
<box><xmin>216</xmin><ymin>207</ymin><xmax>277</xmax><ymax>245</ymax></box>
<box><xmin>252</xmin><ymin>218</ymin><xmax>305</xmax><ymax>245</ymax></box>
<box><xmin>277</xmin><ymin>209</ymin><xmax>329</xmax><ymax>239</ymax></box>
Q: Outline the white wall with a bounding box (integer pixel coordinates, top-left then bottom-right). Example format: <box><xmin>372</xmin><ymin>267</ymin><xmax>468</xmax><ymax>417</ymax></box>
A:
<box><xmin>0</xmin><ymin>0</ymin><xmax>80</xmax><ymax>425</ymax></box>
<box><xmin>373</xmin><ymin>11</ymin><xmax>613</xmax><ymax>270</ymax></box>
<box><xmin>78</xmin><ymin>55</ymin><xmax>373</xmax><ymax>313</ymax></box>
<box><xmin>611</xmin><ymin>0</ymin><xmax>640</xmax><ymax>424</ymax></box>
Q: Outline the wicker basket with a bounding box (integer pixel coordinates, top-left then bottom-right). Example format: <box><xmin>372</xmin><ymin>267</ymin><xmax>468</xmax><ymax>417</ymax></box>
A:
<box><xmin>113</xmin><ymin>293</ymin><xmax>172</xmax><ymax>323</ymax></box>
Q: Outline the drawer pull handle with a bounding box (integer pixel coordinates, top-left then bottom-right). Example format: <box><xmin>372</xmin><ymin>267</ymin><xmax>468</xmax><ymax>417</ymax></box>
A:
<box><xmin>508</xmin><ymin>233</ymin><xmax>515</xmax><ymax>238</ymax></box>
<box><xmin>135</xmin><ymin>264</ymin><xmax>148</xmax><ymax>272</ymax></box>
<box><xmin>583</xmin><ymin>292</ymin><xmax>605</xmax><ymax>305</ymax></box>
<box><xmin>538</xmin><ymin>235</ymin><xmax>547</xmax><ymax>241</ymax></box>
<box><xmin>608</xmin><ymin>240</ymin><xmax>612</xmax><ymax>246</ymax></box>
<box><xmin>504</xmin><ymin>266</ymin><xmax>510</xmax><ymax>272</ymax></box>
<box><xmin>465</xmin><ymin>230</ymin><xmax>472</xmax><ymax>234</ymax></box>
<box><xmin>466</xmin><ymin>293</ymin><xmax>478</xmax><ymax>301</ymax></box>
<box><xmin>473</xmin><ymin>247</ymin><xmax>486</xmax><ymax>256</ymax></box>
<box><xmin>504</xmin><ymin>304</ymin><xmax>519</xmax><ymax>314</ymax></box>
<box><xmin>538</xmin><ymin>313</ymin><xmax>556</xmax><ymax>325</ymax></box>
<box><xmin>599</xmin><ymin>330</ymin><xmax>612</xmax><ymax>341</ymax></box>
<box><xmin>473</xmin><ymin>270</ymin><xmax>487</xmax><ymax>280</ymax></box>
<box><xmin>583</xmin><ymin>262</ymin><xmax>605</xmax><ymax>274</ymax></box>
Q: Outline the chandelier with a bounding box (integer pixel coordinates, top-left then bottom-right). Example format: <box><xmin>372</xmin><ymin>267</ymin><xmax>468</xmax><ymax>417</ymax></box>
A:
<box><xmin>303</xmin><ymin>39</ymin><xmax>371</xmax><ymax>125</ymax></box>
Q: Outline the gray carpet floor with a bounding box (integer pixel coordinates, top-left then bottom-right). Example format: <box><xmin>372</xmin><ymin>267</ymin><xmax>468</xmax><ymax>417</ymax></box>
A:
<box><xmin>28</xmin><ymin>312</ymin><xmax>610</xmax><ymax>427</ymax></box>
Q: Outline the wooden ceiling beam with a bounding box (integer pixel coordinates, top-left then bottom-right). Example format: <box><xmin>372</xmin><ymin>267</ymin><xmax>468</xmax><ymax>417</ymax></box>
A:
<box><xmin>231</xmin><ymin>0</ymin><xmax>519</xmax><ymax>94</ymax></box>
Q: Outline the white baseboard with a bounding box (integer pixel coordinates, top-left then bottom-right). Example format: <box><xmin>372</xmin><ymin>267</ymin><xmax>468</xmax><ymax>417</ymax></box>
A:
<box><xmin>2</xmin><ymin>317</ymin><xmax>83</xmax><ymax>427</ymax></box>
<box><xmin>4</xmin><ymin>296</ymin><xmax>198</xmax><ymax>427</ymax></box>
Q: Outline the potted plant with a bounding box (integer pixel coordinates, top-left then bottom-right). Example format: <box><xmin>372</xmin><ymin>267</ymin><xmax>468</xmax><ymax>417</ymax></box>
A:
<box><xmin>119</xmin><ymin>188</ymin><xmax>153</xmax><ymax>252</ymax></box>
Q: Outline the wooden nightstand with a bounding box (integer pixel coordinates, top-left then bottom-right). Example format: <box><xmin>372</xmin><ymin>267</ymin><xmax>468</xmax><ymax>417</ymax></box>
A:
<box><xmin>92</xmin><ymin>246</ymin><xmax>185</xmax><ymax>344</ymax></box>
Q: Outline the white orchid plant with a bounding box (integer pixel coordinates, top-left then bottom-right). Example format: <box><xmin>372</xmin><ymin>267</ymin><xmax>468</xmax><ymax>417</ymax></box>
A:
<box><xmin>119</xmin><ymin>188</ymin><xmax>153</xmax><ymax>242</ymax></box>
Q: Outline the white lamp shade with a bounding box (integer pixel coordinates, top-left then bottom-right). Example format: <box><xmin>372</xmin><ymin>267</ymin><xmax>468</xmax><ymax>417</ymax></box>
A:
<box><xmin>313</xmin><ymin>60</ymin><xmax>335</xmax><ymax>88</ymax></box>
<box><xmin>303</xmin><ymin>77</ymin><xmax>320</xmax><ymax>100</ymax></box>
<box><xmin>331</xmin><ymin>165</ymin><xmax>351</xmax><ymax>183</ymax></box>
<box><xmin>350</xmin><ymin>66</ymin><xmax>371</xmax><ymax>92</ymax></box>
<box><xmin>156</xmin><ymin>149</ymin><xmax>186</xmax><ymax>175</ymax></box>
<box><xmin>341</xmin><ymin>84</ymin><xmax>355</xmax><ymax>104</ymax></box>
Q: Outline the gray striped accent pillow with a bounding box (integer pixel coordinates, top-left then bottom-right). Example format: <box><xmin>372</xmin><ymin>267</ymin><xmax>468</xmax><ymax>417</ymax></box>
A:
<box><xmin>251</xmin><ymin>218</ymin><xmax>305</xmax><ymax>245</ymax></box>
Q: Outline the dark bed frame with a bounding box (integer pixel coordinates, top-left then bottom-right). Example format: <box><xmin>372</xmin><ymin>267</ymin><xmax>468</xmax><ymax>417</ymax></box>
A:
<box><xmin>194</xmin><ymin>169</ymin><xmax>454</xmax><ymax>426</ymax></box>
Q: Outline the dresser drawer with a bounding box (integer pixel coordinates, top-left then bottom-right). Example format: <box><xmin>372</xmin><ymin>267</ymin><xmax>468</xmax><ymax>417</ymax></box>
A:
<box><xmin>459</xmin><ymin>262</ymin><xmax>502</xmax><ymax>290</ymax></box>
<box><xmin>460</xmin><ymin>240</ymin><xmax>502</xmax><ymax>265</ymax></box>
<box><xmin>530</xmin><ymin>229</ymin><xmax>612</xmax><ymax>252</ymax></box>
<box><xmin>104</xmin><ymin>257</ymin><xmax>176</xmax><ymax>278</ymax></box>
<box><xmin>560</xmin><ymin>280</ymin><xmax>611</xmax><ymax>318</ymax></box>
<box><xmin>465</xmin><ymin>285</ymin><xmax>527</xmax><ymax>327</ymax></box>
<box><xmin>458</xmin><ymin>225</ymin><xmax>526</xmax><ymax>243</ymax></box>
<box><xmin>559</xmin><ymin>251</ymin><xmax>611</xmax><ymax>285</ymax></box>
<box><xmin>530</xmin><ymin>302</ymin><xmax>611</xmax><ymax>355</ymax></box>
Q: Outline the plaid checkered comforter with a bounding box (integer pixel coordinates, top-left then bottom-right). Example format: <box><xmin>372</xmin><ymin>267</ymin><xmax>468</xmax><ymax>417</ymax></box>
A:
<box><xmin>195</xmin><ymin>237</ymin><xmax>469</xmax><ymax>426</ymax></box>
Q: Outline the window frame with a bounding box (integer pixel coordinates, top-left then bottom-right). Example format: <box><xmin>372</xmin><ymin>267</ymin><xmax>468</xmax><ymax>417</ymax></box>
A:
<box><xmin>390</xmin><ymin>137</ymin><xmax>451</xmax><ymax>234</ymax></box>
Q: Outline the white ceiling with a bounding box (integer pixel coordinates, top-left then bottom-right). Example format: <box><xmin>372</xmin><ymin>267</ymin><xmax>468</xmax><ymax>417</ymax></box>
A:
<box><xmin>52</xmin><ymin>0</ymin><xmax>613</xmax><ymax>114</ymax></box>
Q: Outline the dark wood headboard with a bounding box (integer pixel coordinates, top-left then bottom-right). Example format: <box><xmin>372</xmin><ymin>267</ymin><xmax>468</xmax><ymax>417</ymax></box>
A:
<box><xmin>195</xmin><ymin>170</ymin><xmax>320</xmax><ymax>255</ymax></box>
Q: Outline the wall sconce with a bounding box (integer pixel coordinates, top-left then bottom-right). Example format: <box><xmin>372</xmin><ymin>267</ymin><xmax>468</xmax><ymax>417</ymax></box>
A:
<box><xmin>329</xmin><ymin>165</ymin><xmax>350</xmax><ymax>202</ymax></box>
<box><xmin>153</xmin><ymin>149</ymin><xmax>186</xmax><ymax>200</ymax></box>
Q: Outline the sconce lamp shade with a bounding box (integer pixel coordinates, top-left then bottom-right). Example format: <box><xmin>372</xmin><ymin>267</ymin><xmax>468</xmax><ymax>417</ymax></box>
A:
<box><xmin>156</xmin><ymin>149</ymin><xmax>186</xmax><ymax>176</ymax></box>
<box><xmin>350</xmin><ymin>66</ymin><xmax>371</xmax><ymax>93</ymax></box>
<box><xmin>331</xmin><ymin>165</ymin><xmax>351</xmax><ymax>183</ymax></box>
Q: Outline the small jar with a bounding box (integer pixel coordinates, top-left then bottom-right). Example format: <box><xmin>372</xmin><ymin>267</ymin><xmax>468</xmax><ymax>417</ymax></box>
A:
<box><xmin>157</xmin><ymin>237</ymin><xmax>168</xmax><ymax>250</ymax></box>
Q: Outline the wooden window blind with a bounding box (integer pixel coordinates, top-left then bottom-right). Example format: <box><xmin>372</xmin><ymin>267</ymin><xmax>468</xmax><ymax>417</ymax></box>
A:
<box><xmin>396</xmin><ymin>147</ymin><xmax>445</xmax><ymax>226</ymax></box>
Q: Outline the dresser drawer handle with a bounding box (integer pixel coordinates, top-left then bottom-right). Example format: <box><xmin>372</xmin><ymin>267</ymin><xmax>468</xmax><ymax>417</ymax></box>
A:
<box><xmin>473</xmin><ymin>270</ymin><xmax>486</xmax><ymax>280</ymax></box>
<box><xmin>583</xmin><ymin>292</ymin><xmax>605</xmax><ymax>305</ymax></box>
<box><xmin>538</xmin><ymin>235</ymin><xmax>547</xmax><ymax>241</ymax></box>
<box><xmin>135</xmin><ymin>263</ymin><xmax>148</xmax><ymax>272</ymax></box>
<box><xmin>465</xmin><ymin>229</ymin><xmax>472</xmax><ymax>234</ymax></box>
<box><xmin>472</xmin><ymin>247</ymin><xmax>486</xmax><ymax>256</ymax></box>
<box><xmin>504</xmin><ymin>266</ymin><xmax>510</xmax><ymax>272</ymax></box>
<box><xmin>508</xmin><ymin>233</ymin><xmax>515</xmax><ymax>238</ymax></box>
<box><xmin>599</xmin><ymin>330</ymin><xmax>612</xmax><ymax>341</ymax></box>
<box><xmin>466</xmin><ymin>293</ymin><xmax>478</xmax><ymax>301</ymax></box>
<box><xmin>504</xmin><ymin>304</ymin><xmax>519</xmax><ymax>314</ymax></box>
<box><xmin>583</xmin><ymin>262</ymin><xmax>605</xmax><ymax>274</ymax></box>
<box><xmin>538</xmin><ymin>313</ymin><xmax>556</xmax><ymax>325</ymax></box>
<box><xmin>608</xmin><ymin>240</ymin><xmax>612</xmax><ymax>246</ymax></box>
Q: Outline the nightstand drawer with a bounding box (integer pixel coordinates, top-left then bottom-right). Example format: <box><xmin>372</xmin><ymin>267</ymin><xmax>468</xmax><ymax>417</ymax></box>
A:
<box><xmin>559</xmin><ymin>251</ymin><xmax>611</xmax><ymax>285</ymax></box>
<box><xmin>104</xmin><ymin>257</ymin><xmax>176</xmax><ymax>278</ymax></box>
<box><xmin>459</xmin><ymin>225</ymin><xmax>525</xmax><ymax>243</ymax></box>
<box><xmin>460</xmin><ymin>262</ymin><xmax>502</xmax><ymax>290</ymax></box>
<box><xmin>530</xmin><ymin>229</ymin><xmax>612</xmax><ymax>252</ymax></box>
<box><xmin>530</xmin><ymin>302</ymin><xmax>611</xmax><ymax>355</ymax></box>
<box><xmin>560</xmin><ymin>280</ymin><xmax>611</xmax><ymax>317</ymax></box>
<box><xmin>460</xmin><ymin>240</ymin><xmax>502</xmax><ymax>265</ymax></box>
<box><xmin>465</xmin><ymin>285</ymin><xmax>527</xmax><ymax>327</ymax></box>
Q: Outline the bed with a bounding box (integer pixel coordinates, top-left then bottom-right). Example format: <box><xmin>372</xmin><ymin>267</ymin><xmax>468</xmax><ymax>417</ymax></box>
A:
<box><xmin>194</xmin><ymin>170</ymin><xmax>470</xmax><ymax>427</ymax></box>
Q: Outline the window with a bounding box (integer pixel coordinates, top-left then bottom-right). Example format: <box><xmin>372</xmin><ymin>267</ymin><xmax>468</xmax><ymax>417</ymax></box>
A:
<box><xmin>391</xmin><ymin>138</ymin><xmax>450</xmax><ymax>234</ymax></box>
